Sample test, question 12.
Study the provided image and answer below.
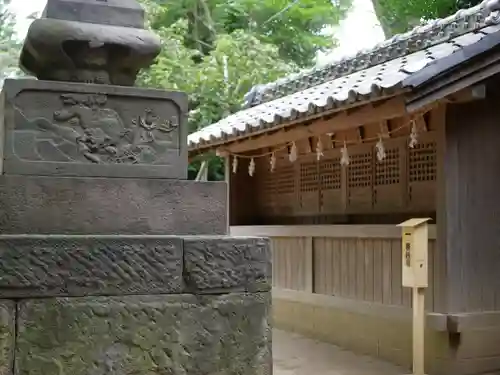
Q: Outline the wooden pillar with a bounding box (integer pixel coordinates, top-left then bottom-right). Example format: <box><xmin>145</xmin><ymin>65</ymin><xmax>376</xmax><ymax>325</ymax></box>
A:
<box><xmin>225</xmin><ymin>155</ymin><xmax>230</xmax><ymax>233</ymax></box>
<box><xmin>304</xmin><ymin>236</ymin><xmax>314</xmax><ymax>293</ymax></box>
<box><xmin>434</xmin><ymin>105</ymin><xmax>448</xmax><ymax>313</ymax></box>
<box><xmin>444</xmin><ymin>85</ymin><xmax>500</xmax><ymax>313</ymax></box>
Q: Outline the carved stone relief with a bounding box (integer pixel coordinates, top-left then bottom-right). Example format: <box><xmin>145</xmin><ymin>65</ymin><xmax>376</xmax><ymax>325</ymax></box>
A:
<box><xmin>1</xmin><ymin>80</ymin><xmax>187</xmax><ymax>178</ymax></box>
<box><xmin>13</xmin><ymin>93</ymin><xmax>179</xmax><ymax>165</ymax></box>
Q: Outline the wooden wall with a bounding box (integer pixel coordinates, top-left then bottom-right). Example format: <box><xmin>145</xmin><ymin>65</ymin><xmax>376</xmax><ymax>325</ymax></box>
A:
<box><xmin>444</xmin><ymin>85</ymin><xmax>500</xmax><ymax>313</ymax></box>
<box><xmin>229</xmin><ymin>119</ymin><xmax>438</xmax><ymax>225</ymax></box>
<box><xmin>231</xmin><ymin>225</ymin><xmax>442</xmax><ymax>312</ymax></box>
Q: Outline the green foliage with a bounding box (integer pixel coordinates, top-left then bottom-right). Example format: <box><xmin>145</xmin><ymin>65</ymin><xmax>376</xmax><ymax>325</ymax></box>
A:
<box><xmin>138</xmin><ymin>20</ymin><xmax>296</xmax><ymax>133</ymax></box>
<box><xmin>147</xmin><ymin>0</ymin><xmax>350</xmax><ymax>67</ymax></box>
<box><xmin>0</xmin><ymin>0</ymin><xmax>22</xmax><ymax>82</ymax></box>
<box><xmin>372</xmin><ymin>0</ymin><xmax>482</xmax><ymax>36</ymax></box>
<box><xmin>139</xmin><ymin>0</ymin><xmax>351</xmax><ymax>180</ymax></box>
<box><xmin>138</xmin><ymin>15</ymin><xmax>299</xmax><ymax>179</ymax></box>
<box><xmin>188</xmin><ymin>153</ymin><xmax>225</xmax><ymax>181</ymax></box>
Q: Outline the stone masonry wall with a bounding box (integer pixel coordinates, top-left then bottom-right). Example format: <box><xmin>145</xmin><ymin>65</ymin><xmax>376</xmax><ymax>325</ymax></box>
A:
<box><xmin>0</xmin><ymin>236</ymin><xmax>272</xmax><ymax>375</ymax></box>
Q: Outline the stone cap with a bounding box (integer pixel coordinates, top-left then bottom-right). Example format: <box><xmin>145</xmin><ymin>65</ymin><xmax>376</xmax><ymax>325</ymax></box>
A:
<box><xmin>20</xmin><ymin>19</ymin><xmax>161</xmax><ymax>85</ymax></box>
<box><xmin>19</xmin><ymin>0</ymin><xmax>160</xmax><ymax>85</ymax></box>
<box><xmin>42</xmin><ymin>0</ymin><xmax>145</xmax><ymax>28</ymax></box>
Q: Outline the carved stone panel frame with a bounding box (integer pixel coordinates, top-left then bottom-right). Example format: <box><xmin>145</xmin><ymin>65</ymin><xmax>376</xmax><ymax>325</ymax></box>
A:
<box><xmin>1</xmin><ymin>79</ymin><xmax>188</xmax><ymax>179</ymax></box>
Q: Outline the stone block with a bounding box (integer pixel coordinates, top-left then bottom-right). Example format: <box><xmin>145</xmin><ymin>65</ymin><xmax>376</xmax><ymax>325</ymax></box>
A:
<box><xmin>0</xmin><ymin>175</ymin><xmax>227</xmax><ymax>235</ymax></box>
<box><xmin>1</xmin><ymin>79</ymin><xmax>187</xmax><ymax>179</ymax></box>
<box><xmin>42</xmin><ymin>0</ymin><xmax>145</xmax><ymax>28</ymax></box>
<box><xmin>0</xmin><ymin>301</ymin><xmax>14</xmax><ymax>375</ymax></box>
<box><xmin>0</xmin><ymin>236</ymin><xmax>183</xmax><ymax>298</ymax></box>
<box><xmin>16</xmin><ymin>293</ymin><xmax>272</xmax><ymax>375</ymax></box>
<box><xmin>183</xmin><ymin>237</ymin><xmax>271</xmax><ymax>293</ymax></box>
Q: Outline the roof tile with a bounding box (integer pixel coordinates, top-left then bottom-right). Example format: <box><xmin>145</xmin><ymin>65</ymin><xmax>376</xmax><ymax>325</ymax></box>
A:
<box><xmin>188</xmin><ymin>1</ymin><xmax>500</xmax><ymax>150</ymax></box>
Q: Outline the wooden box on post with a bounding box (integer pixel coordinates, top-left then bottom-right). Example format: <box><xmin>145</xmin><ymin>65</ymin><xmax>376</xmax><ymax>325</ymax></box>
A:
<box><xmin>397</xmin><ymin>218</ymin><xmax>431</xmax><ymax>375</ymax></box>
<box><xmin>398</xmin><ymin>218</ymin><xmax>431</xmax><ymax>288</ymax></box>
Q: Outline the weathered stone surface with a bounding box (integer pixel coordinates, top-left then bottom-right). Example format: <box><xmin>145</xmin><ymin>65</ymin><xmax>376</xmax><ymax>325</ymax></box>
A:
<box><xmin>16</xmin><ymin>293</ymin><xmax>272</xmax><ymax>375</ymax></box>
<box><xmin>1</xmin><ymin>79</ymin><xmax>187</xmax><ymax>178</ymax></box>
<box><xmin>0</xmin><ymin>301</ymin><xmax>14</xmax><ymax>375</ymax></box>
<box><xmin>42</xmin><ymin>0</ymin><xmax>145</xmax><ymax>28</ymax></box>
<box><xmin>22</xmin><ymin>0</ymin><xmax>159</xmax><ymax>85</ymax></box>
<box><xmin>0</xmin><ymin>175</ymin><xmax>227</xmax><ymax>235</ymax></box>
<box><xmin>0</xmin><ymin>236</ymin><xmax>183</xmax><ymax>298</ymax></box>
<box><xmin>184</xmin><ymin>237</ymin><xmax>272</xmax><ymax>293</ymax></box>
<box><xmin>20</xmin><ymin>20</ymin><xmax>161</xmax><ymax>85</ymax></box>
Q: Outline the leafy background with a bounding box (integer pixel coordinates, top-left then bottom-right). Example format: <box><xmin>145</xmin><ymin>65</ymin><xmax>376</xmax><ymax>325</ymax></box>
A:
<box><xmin>0</xmin><ymin>0</ymin><xmax>482</xmax><ymax>179</ymax></box>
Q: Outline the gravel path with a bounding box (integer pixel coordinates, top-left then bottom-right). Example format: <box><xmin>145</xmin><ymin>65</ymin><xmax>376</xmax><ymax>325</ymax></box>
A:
<box><xmin>273</xmin><ymin>329</ymin><xmax>405</xmax><ymax>375</ymax></box>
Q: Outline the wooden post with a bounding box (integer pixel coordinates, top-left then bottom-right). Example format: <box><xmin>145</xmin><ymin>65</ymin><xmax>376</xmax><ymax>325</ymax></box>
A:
<box><xmin>397</xmin><ymin>218</ymin><xmax>431</xmax><ymax>375</ymax></box>
<box><xmin>195</xmin><ymin>160</ymin><xmax>208</xmax><ymax>181</ymax></box>
<box><xmin>412</xmin><ymin>287</ymin><xmax>426</xmax><ymax>375</ymax></box>
<box><xmin>304</xmin><ymin>236</ymin><xmax>314</xmax><ymax>293</ymax></box>
<box><xmin>224</xmin><ymin>155</ymin><xmax>230</xmax><ymax>234</ymax></box>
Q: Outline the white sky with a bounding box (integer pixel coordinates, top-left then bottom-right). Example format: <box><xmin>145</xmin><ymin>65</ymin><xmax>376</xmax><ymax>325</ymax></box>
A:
<box><xmin>317</xmin><ymin>0</ymin><xmax>385</xmax><ymax>64</ymax></box>
<box><xmin>10</xmin><ymin>0</ymin><xmax>385</xmax><ymax>65</ymax></box>
<box><xmin>10</xmin><ymin>0</ymin><xmax>46</xmax><ymax>36</ymax></box>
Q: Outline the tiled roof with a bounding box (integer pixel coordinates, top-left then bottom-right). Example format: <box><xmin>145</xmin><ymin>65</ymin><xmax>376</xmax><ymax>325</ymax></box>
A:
<box><xmin>188</xmin><ymin>0</ymin><xmax>500</xmax><ymax>150</ymax></box>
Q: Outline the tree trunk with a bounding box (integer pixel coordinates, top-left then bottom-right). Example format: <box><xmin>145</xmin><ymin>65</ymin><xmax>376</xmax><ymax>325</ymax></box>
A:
<box><xmin>370</xmin><ymin>0</ymin><xmax>393</xmax><ymax>38</ymax></box>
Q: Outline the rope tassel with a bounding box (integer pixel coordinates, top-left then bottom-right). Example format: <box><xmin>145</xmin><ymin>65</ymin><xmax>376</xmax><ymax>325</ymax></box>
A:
<box><xmin>289</xmin><ymin>142</ymin><xmax>298</xmax><ymax>163</ymax></box>
<box><xmin>248</xmin><ymin>157</ymin><xmax>256</xmax><ymax>176</ymax></box>
<box><xmin>270</xmin><ymin>152</ymin><xmax>276</xmax><ymax>172</ymax></box>
<box><xmin>340</xmin><ymin>141</ymin><xmax>349</xmax><ymax>166</ymax></box>
<box><xmin>409</xmin><ymin>120</ymin><xmax>418</xmax><ymax>148</ymax></box>
<box><xmin>232</xmin><ymin>156</ymin><xmax>238</xmax><ymax>174</ymax></box>
<box><xmin>376</xmin><ymin>135</ymin><xmax>386</xmax><ymax>162</ymax></box>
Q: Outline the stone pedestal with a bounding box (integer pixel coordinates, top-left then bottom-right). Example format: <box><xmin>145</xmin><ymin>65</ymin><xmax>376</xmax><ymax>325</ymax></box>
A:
<box><xmin>0</xmin><ymin>81</ymin><xmax>272</xmax><ymax>375</ymax></box>
<box><xmin>0</xmin><ymin>235</ymin><xmax>272</xmax><ymax>375</ymax></box>
<box><xmin>16</xmin><ymin>293</ymin><xmax>271</xmax><ymax>375</ymax></box>
<box><xmin>0</xmin><ymin>1</ymin><xmax>272</xmax><ymax>373</ymax></box>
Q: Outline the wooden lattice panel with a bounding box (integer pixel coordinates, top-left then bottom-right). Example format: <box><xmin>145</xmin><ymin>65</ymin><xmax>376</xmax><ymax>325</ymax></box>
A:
<box><xmin>299</xmin><ymin>161</ymin><xmax>319</xmax><ymax>192</ymax></box>
<box><xmin>272</xmin><ymin>164</ymin><xmax>296</xmax><ymax>215</ymax></box>
<box><xmin>348</xmin><ymin>151</ymin><xmax>372</xmax><ymax>188</ymax></box>
<box><xmin>374</xmin><ymin>145</ymin><xmax>403</xmax><ymax>211</ymax></box>
<box><xmin>275</xmin><ymin>164</ymin><xmax>296</xmax><ymax>195</ymax></box>
<box><xmin>319</xmin><ymin>157</ymin><xmax>342</xmax><ymax>214</ymax></box>
<box><xmin>347</xmin><ymin>149</ymin><xmax>373</xmax><ymax>212</ymax></box>
<box><xmin>257</xmin><ymin>163</ymin><xmax>276</xmax><ymax>215</ymax></box>
<box><xmin>375</xmin><ymin>147</ymin><xmax>400</xmax><ymax>186</ymax></box>
<box><xmin>247</xmin><ymin>129</ymin><xmax>438</xmax><ymax>221</ymax></box>
<box><xmin>298</xmin><ymin>161</ymin><xmax>319</xmax><ymax>214</ymax></box>
<box><xmin>409</xmin><ymin>142</ymin><xmax>436</xmax><ymax>183</ymax></box>
<box><xmin>320</xmin><ymin>158</ymin><xmax>341</xmax><ymax>190</ymax></box>
<box><xmin>408</xmin><ymin>140</ymin><xmax>437</xmax><ymax>211</ymax></box>
<box><xmin>254</xmin><ymin>160</ymin><xmax>296</xmax><ymax>217</ymax></box>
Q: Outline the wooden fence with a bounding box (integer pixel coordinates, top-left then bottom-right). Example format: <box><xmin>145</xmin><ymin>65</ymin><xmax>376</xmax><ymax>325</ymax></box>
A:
<box><xmin>231</xmin><ymin>225</ymin><xmax>441</xmax><ymax>311</ymax></box>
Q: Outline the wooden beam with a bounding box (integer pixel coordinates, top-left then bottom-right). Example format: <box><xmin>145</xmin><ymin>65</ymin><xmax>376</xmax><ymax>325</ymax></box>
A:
<box><xmin>356</xmin><ymin>127</ymin><xmax>363</xmax><ymax>142</ymax></box>
<box><xmin>379</xmin><ymin>120</ymin><xmax>390</xmax><ymax>138</ymax></box>
<box><xmin>415</xmin><ymin>115</ymin><xmax>428</xmax><ymax>132</ymax></box>
<box><xmin>326</xmin><ymin>133</ymin><xmax>335</xmax><ymax>148</ymax></box>
<box><xmin>406</xmin><ymin>52</ymin><xmax>500</xmax><ymax>112</ymax></box>
<box><xmin>195</xmin><ymin>160</ymin><xmax>209</xmax><ymax>181</ymax></box>
<box><xmin>305</xmin><ymin>137</ymin><xmax>313</xmax><ymax>153</ymax></box>
<box><xmin>445</xmin><ymin>84</ymin><xmax>486</xmax><ymax>103</ymax></box>
<box><xmin>318</xmin><ymin>134</ymin><xmax>332</xmax><ymax>150</ymax></box>
<box><xmin>221</xmin><ymin>96</ymin><xmax>407</xmax><ymax>154</ymax></box>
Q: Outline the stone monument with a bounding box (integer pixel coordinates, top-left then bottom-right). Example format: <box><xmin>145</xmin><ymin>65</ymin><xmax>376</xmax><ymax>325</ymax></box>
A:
<box><xmin>0</xmin><ymin>1</ymin><xmax>272</xmax><ymax>374</ymax></box>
